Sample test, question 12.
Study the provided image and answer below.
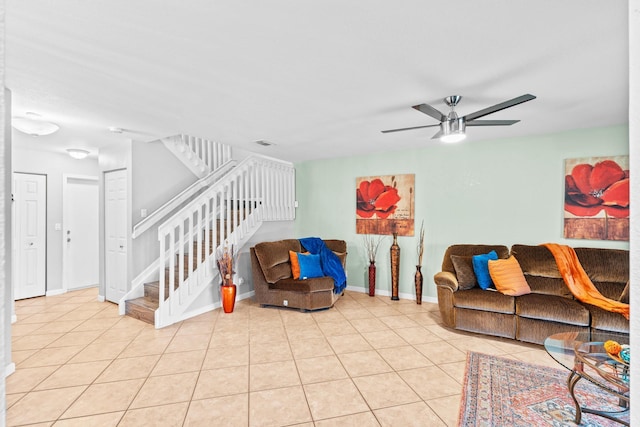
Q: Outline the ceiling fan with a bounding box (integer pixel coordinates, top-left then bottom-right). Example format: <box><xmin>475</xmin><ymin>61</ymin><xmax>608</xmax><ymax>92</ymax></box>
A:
<box><xmin>382</xmin><ymin>94</ymin><xmax>536</xmax><ymax>143</ymax></box>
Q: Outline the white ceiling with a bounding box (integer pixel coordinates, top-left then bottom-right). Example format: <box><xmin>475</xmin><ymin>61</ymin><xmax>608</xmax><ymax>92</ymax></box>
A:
<box><xmin>6</xmin><ymin>1</ymin><xmax>630</xmax><ymax>163</ymax></box>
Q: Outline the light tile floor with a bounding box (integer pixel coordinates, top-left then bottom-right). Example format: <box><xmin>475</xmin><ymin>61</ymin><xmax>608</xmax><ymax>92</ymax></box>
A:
<box><xmin>6</xmin><ymin>287</ymin><xmax>556</xmax><ymax>426</ymax></box>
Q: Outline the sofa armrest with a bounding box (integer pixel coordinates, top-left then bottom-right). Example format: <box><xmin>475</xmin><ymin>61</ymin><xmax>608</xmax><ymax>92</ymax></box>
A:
<box><xmin>434</xmin><ymin>271</ymin><xmax>459</xmax><ymax>292</ymax></box>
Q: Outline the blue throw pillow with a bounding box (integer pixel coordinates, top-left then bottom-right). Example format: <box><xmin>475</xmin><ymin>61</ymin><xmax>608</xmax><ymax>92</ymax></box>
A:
<box><xmin>297</xmin><ymin>253</ymin><xmax>324</xmax><ymax>279</ymax></box>
<box><xmin>472</xmin><ymin>250</ymin><xmax>499</xmax><ymax>290</ymax></box>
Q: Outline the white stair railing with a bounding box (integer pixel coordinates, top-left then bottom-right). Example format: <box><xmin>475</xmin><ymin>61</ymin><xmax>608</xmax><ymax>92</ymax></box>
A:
<box><xmin>162</xmin><ymin>134</ymin><xmax>233</xmax><ymax>179</ymax></box>
<box><xmin>153</xmin><ymin>155</ymin><xmax>295</xmax><ymax>326</ymax></box>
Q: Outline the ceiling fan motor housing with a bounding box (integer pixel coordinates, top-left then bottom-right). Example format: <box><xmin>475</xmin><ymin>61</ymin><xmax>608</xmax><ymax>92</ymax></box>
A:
<box><xmin>441</xmin><ymin>117</ymin><xmax>465</xmax><ymax>134</ymax></box>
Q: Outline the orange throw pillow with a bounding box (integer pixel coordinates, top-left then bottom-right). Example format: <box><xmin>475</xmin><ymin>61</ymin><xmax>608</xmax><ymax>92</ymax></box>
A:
<box><xmin>289</xmin><ymin>251</ymin><xmax>301</xmax><ymax>279</ymax></box>
<box><xmin>488</xmin><ymin>256</ymin><xmax>531</xmax><ymax>296</ymax></box>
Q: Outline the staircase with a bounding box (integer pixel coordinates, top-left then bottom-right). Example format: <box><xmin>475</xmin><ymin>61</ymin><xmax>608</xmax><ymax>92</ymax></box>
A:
<box><xmin>161</xmin><ymin>134</ymin><xmax>232</xmax><ymax>179</ymax></box>
<box><xmin>120</xmin><ymin>143</ymin><xmax>295</xmax><ymax>328</ymax></box>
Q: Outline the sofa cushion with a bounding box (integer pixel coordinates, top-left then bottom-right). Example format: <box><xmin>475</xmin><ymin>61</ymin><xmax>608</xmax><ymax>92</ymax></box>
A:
<box><xmin>585</xmin><ymin>304</ymin><xmax>630</xmax><ymax>333</ymax></box>
<box><xmin>516</xmin><ymin>294</ymin><xmax>590</xmax><ymax>326</ymax></box>
<box><xmin>511</xmin><ymin>244</ymin><xmax>561</xmax><ymax>278</ymax></box>
<box><xmin>450</xmin><ymin>255</ymin><xmax>477</xmax><ymax>290</ymax></box>
<box><xmin>454</xmin><ymin>288</ymin><xmax>515</xmax><ymax>314</ymax></box>
<box><xmin>472</xmin><ymin>250</ymin><xmax>498</xmax><ymax>290</ymax></box>
<box><xmin>522</xmin><ymin>276</ymin><xmax>572</xmax><ymax>298</ymax></box>
<box><xmin>488</xmin><ymin>256</ymin><xmax>531</xmax><ymax>296</ymax></box>
<box><xmin>574</xmin><ymin>247</ymin><xmax>629</xmax><ymax>283</ymax></box>
<box><xmin>619</xmin><ymin>281</ymin><xmax>629</xmax><ymax>304</ymax></box>
<box><xmin>254</xmin><ymin>239</ymin><xmax>301</xmax><ymax>283</ymax></box>
<box><xmin>270</xmin><ymin>277</ymin><xmax>335</xmax><ymax>293</ymax></box>
<box><xmin>440</xmin><ymin>245</ymin><xmax>509</xmax><ymax>274</ymax></box>
<box><xmin>592</xmin><ymin>281</ymin><xmax>628</xmax><ymax>301</ymax></box>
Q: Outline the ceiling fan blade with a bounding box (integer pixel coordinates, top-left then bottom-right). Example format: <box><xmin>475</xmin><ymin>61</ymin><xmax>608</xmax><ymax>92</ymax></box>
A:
<box><xmin>412</xmin><ymin>103</ymin><xmax>446</xmax><ymax>122</ymax></box>
<box><xmin>431</xmin><ymin>129</ymin><xmax>443</xmax><ymax>139</ymax></box>
<box><xmin>463</xmin><ymin>94</ymin><xmax>536</xmax><ymax>122</ymax></box>
<box><xmin>381</xmin><ymin>124</ymin><xmax>440</xmax><ymax>134</ymax></box>
<box><xmin>466</xmin><ymin>119</ymin><xmax>520</xmax><ymax>126</ymax></box>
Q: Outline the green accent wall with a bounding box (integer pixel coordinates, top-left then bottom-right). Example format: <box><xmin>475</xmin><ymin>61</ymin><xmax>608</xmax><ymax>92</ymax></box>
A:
<box><xmin>294</xmin><ymin>125</ymin><xmax>629</xmax><ymax>301</ymax></box>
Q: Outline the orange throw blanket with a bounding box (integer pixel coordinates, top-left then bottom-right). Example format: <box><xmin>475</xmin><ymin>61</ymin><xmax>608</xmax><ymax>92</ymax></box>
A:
<box><xmin>543</xmin><ymin>243</ymin><xmax>629</xmax><ymax>320</ymax></box>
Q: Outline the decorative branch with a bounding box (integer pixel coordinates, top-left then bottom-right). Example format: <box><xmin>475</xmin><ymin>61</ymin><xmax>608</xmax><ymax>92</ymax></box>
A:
<box><xmin>215</xmin><ymin>240</ymin><xmax>236</xmax><ymax>286</ymax></box>
<box><xmin>416</xmin><ymin>220</ymin><xmax>425</xmax><ymax>267</ymax></box>
<box><xmin>363</xmin><ymin>234</ymin><xmax>385</xmax><ymax>263</ymax></box>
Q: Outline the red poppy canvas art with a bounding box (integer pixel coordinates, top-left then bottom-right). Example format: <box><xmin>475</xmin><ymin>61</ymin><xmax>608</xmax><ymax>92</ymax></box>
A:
<box><xmin>564</xmin><ymin>155</ymin><xmax>629</xmax><ymax>241</ymax></box>
<box><xmin>356</xmin><ymin>174</ymin><xmax>415</xmax><ymax>236</ymax></box>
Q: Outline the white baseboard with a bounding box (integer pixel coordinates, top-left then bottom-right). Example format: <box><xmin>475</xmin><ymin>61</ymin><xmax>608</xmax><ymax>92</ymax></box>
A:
<box><xmin>346</xmin><ymin>285</ymin><xmax>437</xmax><ymax>304</ymax></box>
<box><xmin>157</xmin><ymin>290</ymin><xmax>258</xmax><ymax>328</ymax></box>
<box><xmin>5</xmin><ymin>362</ymin><xmax>16</xmax><ymax>377</ymax></box>
<box><xmin>97</xmin><ymin>295</ymin><xmax>105</xmax><ymax>302</ymax></box>
<box><xmin>12</xmin><ymin>314</ymin><xmax>17</xmax><ymax>324</ymax></box>
<box><xmin>46</xmin><ymin>289</ymin><xmax>66</xmax><ymax>297</ymax></box>
<box><xmin>237</xmin><ymin>290</ymin><xmax>256</xmax><ymax>301</ymax></box>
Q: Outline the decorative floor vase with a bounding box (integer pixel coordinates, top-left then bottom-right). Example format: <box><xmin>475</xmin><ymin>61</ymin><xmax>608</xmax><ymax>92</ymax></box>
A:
<box><xmin>221</xmin><ymin>284</ymin><xmax>237</xmax><ymax>313</ymax></box>
<box><xmin>368</xmin><ymin>262</ymin><xmax>376</xmax><ymax>296</ymax></box>
<box><xmin>414</xmin><ymin>265</ymin><xmax>423</xmax><ymax>305</ymax></box>
<box><xmin>390</xmin><ymin>232</ymin><xmax>400</xmax><ymax>301</ymax></box>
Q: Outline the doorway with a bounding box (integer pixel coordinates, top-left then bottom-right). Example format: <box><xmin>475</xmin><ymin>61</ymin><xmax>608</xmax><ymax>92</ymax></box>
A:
<box><xmin>104</xmin><ymin>169</ymin><xmax>128</xmax><ymax>303</ymax></box>
<box><xmin>63</xmin><ymin>175</ymin><xmax>99</xmax><ymax>291</ymax></box>
<box><xmin>13</xmin><ymin>173</ymin><xmax>47</xmax><ymax>300</ymax></box>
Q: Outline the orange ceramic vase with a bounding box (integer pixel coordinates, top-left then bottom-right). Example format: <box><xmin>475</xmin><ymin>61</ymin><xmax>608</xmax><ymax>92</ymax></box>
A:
<box><xmin>222</xmin><ymin>284</ymin><xmax>236</xmax><ymax>313</ymax></box>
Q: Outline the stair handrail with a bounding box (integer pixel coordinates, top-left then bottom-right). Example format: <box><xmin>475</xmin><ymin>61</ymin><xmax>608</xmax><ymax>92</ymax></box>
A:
<box><xmin>155</xmin><ymin>154</ymin><xmax>295</xmax><ymax>322</ymax></box>
<box><xmin>132</xmin><ymin>159</ymin><xmax>237</xmax><ymax>239</ymax></box>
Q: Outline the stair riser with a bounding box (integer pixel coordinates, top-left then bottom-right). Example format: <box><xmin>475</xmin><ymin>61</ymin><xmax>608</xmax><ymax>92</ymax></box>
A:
<box><xmin>125</xmin><ymin>301</ymin><xmax>155</xmax><ymax>325</ymax></box>
<box><xmin>144</xmin><ymin>283</ymin><xmax>159</xmax><ymax>302</ymax></box>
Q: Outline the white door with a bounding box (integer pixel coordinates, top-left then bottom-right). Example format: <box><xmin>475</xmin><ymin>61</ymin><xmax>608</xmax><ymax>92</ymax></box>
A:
<box><xmin>63</xmin><ymin>176</ymin><xmax>99</xmax><ymax>290</ymax></box>
<box><xmin>105</xmin><ymin>169</ymin><xmax>128</xmax><ymax>303</ymax></box>
<box><xmin>13</xmin><ymin>173</ymin><xmax>47</xmax><ymax>299</ymax></box>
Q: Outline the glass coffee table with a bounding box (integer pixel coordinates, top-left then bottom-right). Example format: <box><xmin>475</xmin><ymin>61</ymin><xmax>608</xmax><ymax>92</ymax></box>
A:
<box><xmin>544</xmin><ymin>331</ymin><xmax>630</xmax><ymax>426</ymax></box>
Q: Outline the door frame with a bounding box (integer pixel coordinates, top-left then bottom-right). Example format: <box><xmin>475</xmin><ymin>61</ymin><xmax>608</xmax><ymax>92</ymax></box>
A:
<box><xmin>12</xmin><ymin>172</ymin><xmax>47</xmax><ymax>300</ymax></box>
<box><xmin>62</xmin><ymin>174</ymin><xmax>99</xmax><ymax>292</ymax></box>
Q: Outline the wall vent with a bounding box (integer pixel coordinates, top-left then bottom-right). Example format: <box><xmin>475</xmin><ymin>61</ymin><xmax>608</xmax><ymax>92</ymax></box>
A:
<box><xmin>254</xmin><ymin>140</ymin><xmax>274</xmax><ymax>147</ymax></box>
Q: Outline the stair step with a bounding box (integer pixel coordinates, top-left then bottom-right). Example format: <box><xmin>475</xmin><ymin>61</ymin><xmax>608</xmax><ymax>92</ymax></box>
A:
<box><xmin>125</xmin><ymin>297</ymin><xmax>158</xmax><ymax>325</ymax></box>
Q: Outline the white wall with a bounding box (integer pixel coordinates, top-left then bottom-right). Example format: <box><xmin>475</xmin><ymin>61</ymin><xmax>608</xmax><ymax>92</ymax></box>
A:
<box><xmin>12</xmin><ymin>147</ymin><xmax>100</xmax><ymax>294</ymax></box>
<box><xmin>130</xmin><ymin>140</ymin><xmax>197</xmax><ymax>280</ymax></box>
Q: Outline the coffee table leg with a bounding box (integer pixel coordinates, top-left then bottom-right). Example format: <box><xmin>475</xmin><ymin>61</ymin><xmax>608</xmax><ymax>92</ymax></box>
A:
<box><xmin>567</xmin><ymin>370</ymin><xmax>583</xmax><ymax>425</ymax></box>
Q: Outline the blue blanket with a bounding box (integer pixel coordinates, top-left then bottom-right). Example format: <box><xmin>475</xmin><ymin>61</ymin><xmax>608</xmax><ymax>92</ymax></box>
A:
<box><xmin>299</xmin><ymin>237</ymin><xmax>347</xmax><ymax>294</ymax></box>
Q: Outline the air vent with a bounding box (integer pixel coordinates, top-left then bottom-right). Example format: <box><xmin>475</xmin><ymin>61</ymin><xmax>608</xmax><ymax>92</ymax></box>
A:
<box><xmin>254</xmin><ymin>140</ymin><xmax>274</xmax><ymax>147</ymax></box>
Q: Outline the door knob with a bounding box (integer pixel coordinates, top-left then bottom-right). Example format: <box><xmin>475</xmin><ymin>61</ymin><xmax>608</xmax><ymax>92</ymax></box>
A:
<box><xmin>119</xmin><ymin>245</ymin><xmax>124</xmax><ymax>249</ymax></box>
<box><xmin>29</xmin><ymin>242</ymin><xmax>34</xmax><ymax>246</ymax></box>
<box><xmin>67</xmin><ymin>238</ymin><xmax>71</xmax><ymax>242</ymax></box>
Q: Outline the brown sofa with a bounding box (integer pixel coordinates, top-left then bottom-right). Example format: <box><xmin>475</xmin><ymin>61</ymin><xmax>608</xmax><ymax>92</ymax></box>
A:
<box><xmin>250</xmin><ymin>239</ymin><xmax>347</xmax><ymax>311</ymax></box>
<box><xmin>434</xmin><ymin>244</ymin><xmax>629</xmax><ymax>345</ymax></box>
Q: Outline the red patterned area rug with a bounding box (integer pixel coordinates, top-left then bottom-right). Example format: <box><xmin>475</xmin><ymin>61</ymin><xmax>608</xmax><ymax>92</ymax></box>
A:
<box><xmin>458</xmin><ymin>352</ymin><xmax>629</xmax><ymax>427</ymax></box>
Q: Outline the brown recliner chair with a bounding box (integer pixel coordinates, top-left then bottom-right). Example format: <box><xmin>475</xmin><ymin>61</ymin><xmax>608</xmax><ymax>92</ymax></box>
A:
<box><xmin>250</xmin><ymin>239</ymin><xmax>347</xmax><ymax>311</ymax></box>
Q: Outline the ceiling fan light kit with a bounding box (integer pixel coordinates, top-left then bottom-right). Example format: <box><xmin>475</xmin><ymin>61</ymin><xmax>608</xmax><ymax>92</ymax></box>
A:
<box><xmin>382</xmin><ymin>94</ymin><xmax>536</xmax><ymax>143</ymax></box>
<box><xmin>12</xmin><ymin>112</ymin><xmax>60</xmax><ymax>137</ymax></box>
<box><xmin>439</xmin><ymin>116</ymin><xmax>467</xmax><ymax>143</ymax></box>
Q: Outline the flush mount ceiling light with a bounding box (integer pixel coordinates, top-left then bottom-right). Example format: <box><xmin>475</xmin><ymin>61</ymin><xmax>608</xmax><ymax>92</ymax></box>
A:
<box><xmin>12</xmin><ymin>112</ymin><xmax>60</xmax><ymax>137</ymax></box>
<box><xmin>66</xmin><ymin>148</ymin><xmax>90</xmax><ymax>159</ymax></box>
